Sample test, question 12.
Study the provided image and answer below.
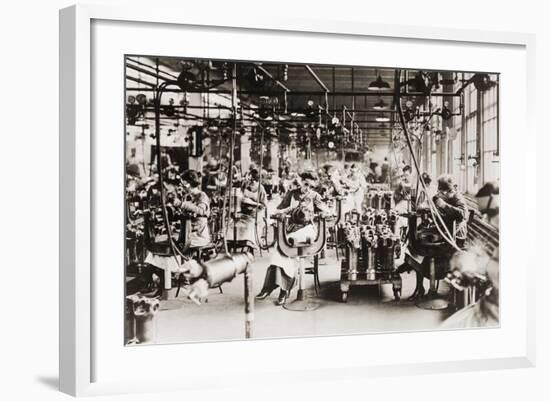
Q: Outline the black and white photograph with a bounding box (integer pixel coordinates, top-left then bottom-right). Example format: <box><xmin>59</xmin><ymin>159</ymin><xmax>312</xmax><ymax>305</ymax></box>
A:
<box><xmin>3</xmin><ymin>0</ymin><xmax>549</xmax><ymax>398</ymax></box>
<box><xmin>124</xmin><ymin>56</ymin><xmax>500</xmax><ymax>345</ymax></box>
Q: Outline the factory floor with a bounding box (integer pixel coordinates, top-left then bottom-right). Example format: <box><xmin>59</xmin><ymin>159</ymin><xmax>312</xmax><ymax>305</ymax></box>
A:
<box><xmin>150</xmin><ymin>248</ymin><xmax>456</xmax><ymax>345</ymax></box>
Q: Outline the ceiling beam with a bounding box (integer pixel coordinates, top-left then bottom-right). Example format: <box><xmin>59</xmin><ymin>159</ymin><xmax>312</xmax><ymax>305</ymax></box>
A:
<box><xmin>253</xmin><ymin>64</ymin><xmax>291</xmax><ymax>92</ymax></box>
<box><xmin>124</xmin><ymin>87</ymin><xmax>460</xmax><ymax>97</ymax></box>
<box><xmin>304</xmin><ymin>65</ymin><xmax>330</xmax><ymax>92</ymax></box>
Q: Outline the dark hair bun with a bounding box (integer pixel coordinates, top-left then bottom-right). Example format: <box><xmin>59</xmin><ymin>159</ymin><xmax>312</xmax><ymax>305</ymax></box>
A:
<box><xmin>299</xmin><ymin>172</ymin><xmax>316</xmax><ymax>181</ymax></box>
<box><xmin>248</xmin><ymin>169</ymin><xmax>260</xmax><ymax>182</ymax></box>
<box><xmin>180</xmin><ymin>170</ymin><xmax>201</xmax><ymax>188</ymax></box>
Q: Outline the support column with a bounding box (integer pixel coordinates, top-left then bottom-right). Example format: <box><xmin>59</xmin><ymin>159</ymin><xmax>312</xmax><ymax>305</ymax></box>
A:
<box><xmin>188</xmin><ymin>155</ymin><xmax>203</xmax><ymax>172</ymax></box>
<box><xmin>240</xmin><ymin>131</ymin><xmax>252</xmax><ymax>172</ymax></box>
<box><xmin>441</xmin><ymin>133</ymin><xmax>449</xmax><ymax>175</ymax></box>
<box><xmin>269</xmin><ymin>138</ymin><xmax>280</xmax><ymax>172</ymax></box>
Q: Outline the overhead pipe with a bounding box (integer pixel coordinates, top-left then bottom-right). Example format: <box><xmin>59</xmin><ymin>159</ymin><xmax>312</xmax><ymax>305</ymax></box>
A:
<box><xmin>253</xmin><ymin>64</ymin><xmax>291</xmax><ymax>92</ymax></box>
<box><xmin>126</xmin><ymin>57</ymin><xmax>178</xmax><ymax>80</ymax></box>
<box><xmin>125</xmin><ymin>87</ymin><xmax>463</xmax><ymax>97</ymax></box>
<box><xmin>304</xmin><ymin>65</ymin><xmax>331</xmax><ymax>92</ymax></box>
<box><xmin>138</xmin><ymin>105</ymin><xmax>399</xmax><ymax>114</ymax></box>
<box><xmin>141</xmin><ymin>115</ymin><xmax>397</xmax><ymax>125</ymax></box>
<box><xmin>126</xmin><ymin>63</ymin><xmax>171</xmax><ymax>82</ymax></box>
<box><xmin>126</xmin><ymin>76</ymin><xmax>156</xmax><ymax>87</ymax></box>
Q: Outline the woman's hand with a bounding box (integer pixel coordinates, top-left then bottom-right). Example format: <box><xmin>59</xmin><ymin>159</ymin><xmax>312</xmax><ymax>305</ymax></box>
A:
<box><xmin>241</xmin><ymin>197</ymin><xmax>259</xmax><ymax>207</ymax></box>
<box><xmin>270</xmin><ymin>211</ymin><xmax>286</xmax><ymax>220</ymax></box>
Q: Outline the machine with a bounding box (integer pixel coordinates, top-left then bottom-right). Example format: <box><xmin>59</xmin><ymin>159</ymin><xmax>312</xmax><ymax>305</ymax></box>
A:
<box><xmin>338</xmin><ymin>206</ymin><xmax>402</xmax><ymax>302</ymax></box>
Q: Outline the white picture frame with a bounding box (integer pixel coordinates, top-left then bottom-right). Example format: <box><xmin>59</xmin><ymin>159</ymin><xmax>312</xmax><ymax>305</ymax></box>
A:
<box><xmin>59</xmin><ymin>3</ymin><xmax>536</xmax><ymax>396</ymax></box>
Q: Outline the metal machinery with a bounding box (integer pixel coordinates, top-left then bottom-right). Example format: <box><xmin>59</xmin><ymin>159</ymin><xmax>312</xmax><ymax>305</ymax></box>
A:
<box><xmin>406</xmin><ymin>208</ymin><xmax>457</xmax><ymax>310</ymax></box>
<box><xmin>365</xmin><ymin>186</ymin><xmax>394</xmax><ymax>211</ymax></box>
<box><xmin>274</xmin><ymin>214</ymin><xmax>327</xmax><ymax>311</ymax></box>
<box><xmin>444</xmin><ymin>213</ymin><xmax>498</xmax><ymax>311</ymax></box>
<box><xmin>338</xmin><ymin>199</ymin><xmax>402</xmax><ymax>302</ymax></box>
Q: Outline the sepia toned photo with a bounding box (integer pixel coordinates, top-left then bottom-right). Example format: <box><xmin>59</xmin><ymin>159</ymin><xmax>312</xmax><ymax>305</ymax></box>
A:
<box><xmin>124</xmin><ymin>56</ymin><xmax>500</xmax><ymax>345</ymax></box>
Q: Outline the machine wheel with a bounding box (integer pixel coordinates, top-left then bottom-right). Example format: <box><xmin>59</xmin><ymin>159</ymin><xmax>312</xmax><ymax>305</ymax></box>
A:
<box><xmin>340</xmin><ymin>291</ymin><xmax>348</xmax><ymax>303</ymax></box>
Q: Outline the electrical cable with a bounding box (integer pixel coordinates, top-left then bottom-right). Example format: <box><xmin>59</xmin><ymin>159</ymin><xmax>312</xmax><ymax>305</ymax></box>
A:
<box><xmin>220</xmin><ymin>63</ymin><xmax>238</xmax><ymax>256</ymax></box>
<box><xmin>153</xmin><ymin>81</ymin><xmax>189</xmax><ymax>270</ymax></box>
<box><xmin>398</xmin><ymin>109</ymin><xmax>459</xmax><ymax>251</ymax></box>
<box><xmin>395</xmin><ymin>70</ymin><xmax>464</xmax><ymax>253</ymax></box>
<box><xmin>255</xmin><ymin>115</ymin><xmax>293</xmax><ymax>251</ymax></box>
<box><xmin>254</xmin><ymin>124</ymin><xmax>265</xmax><ymax>256</ymax></box>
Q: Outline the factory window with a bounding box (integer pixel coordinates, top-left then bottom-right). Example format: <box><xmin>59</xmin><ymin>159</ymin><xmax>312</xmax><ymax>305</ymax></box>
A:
<box><xmin>464</xmin><ymin>83</ymin><xmax>479</xmax><ymax>195</ymax></box>
<box><xmin>451</xmin><ymin>98</ymin><xmax>464</xmax><ymax>190</ymax></box>
<box><xmin>481</xmin><ymin>84</ymin><xmax>499</xmax><ymax>184</ymax></box>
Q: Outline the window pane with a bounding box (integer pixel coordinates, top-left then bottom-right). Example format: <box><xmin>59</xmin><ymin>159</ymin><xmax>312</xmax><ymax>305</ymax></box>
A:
<box><xmin>481</xmin><ymin>83</ymin><xmax>499</xmax><ymax>185</ymax></box>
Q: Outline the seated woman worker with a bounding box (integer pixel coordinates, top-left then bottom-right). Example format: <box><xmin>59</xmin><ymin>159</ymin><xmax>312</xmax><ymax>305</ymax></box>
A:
<box><xmin>226</xmin><ymin>168</ymin><xmax>268</xmax><ymax>250</ymax></box>
<box><xmin>400</xmin><ymin>174</ymin><xmax>468</xmax><ymax>300</ymax></box>
<box><xmin>256</xmin><ymin>172</ymin><xmax>329</xmax><ymax>305</ymax></box>
<box><xmin>141</xmin><ymin>168</ymin><xmax>209</xmax><ymax>293</ymax></box>
<box><xmin>179</xmin><ymin>169</ymin><xmax>211</xmax><ymax>251</ymax></box>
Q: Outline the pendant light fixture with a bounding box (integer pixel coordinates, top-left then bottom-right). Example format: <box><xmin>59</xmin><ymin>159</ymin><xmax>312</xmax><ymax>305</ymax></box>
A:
<box><xmin>373</xmin><ymin>97</ymin><xmax>388</xmax><ymax>110</ymax></box>
<box><xmin>368</xmin><ymin>69</ymin><xmax>390</xmax><ymax>91</ymax></box>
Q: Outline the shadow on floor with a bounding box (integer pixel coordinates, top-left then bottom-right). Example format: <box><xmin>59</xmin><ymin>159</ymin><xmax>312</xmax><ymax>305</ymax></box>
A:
<box><xmin>35</xmin><ymin>376</ymin><xmax>58</xmax><ymax>391</ymax></box>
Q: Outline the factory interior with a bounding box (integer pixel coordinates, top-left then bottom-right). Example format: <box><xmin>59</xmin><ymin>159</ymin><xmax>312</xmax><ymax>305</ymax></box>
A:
<box><xmin>124</xmin><ymin>57</ymin><xmax>500</xmax><ymax>345</ymax></box>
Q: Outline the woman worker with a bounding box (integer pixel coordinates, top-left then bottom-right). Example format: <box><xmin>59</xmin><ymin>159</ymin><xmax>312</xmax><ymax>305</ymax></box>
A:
<box><xmin>399</xmin><ymin>174</ymin><xmax>468</xmax><ymax>300</ymax></box>
<box><xmin>348</xmin><ymin>163</ymin><xmax>368</xmax><ymax>216</ymax></box>
<box><xmin>256</xmin><ymin>172</ymin><xmax>329</xmax><ymax>305</ymax></box>
<box><xmin>323</xmin><ymin>164</ymin><xmax>352</xmax><ymax>216</ymax></box>
<box><xmin>142</xmin><ymin>169</ymin><xmax>210</xmax><ymax>294</ymax></box>
<box><xmin>179</xmin><ymin>170</ymin><xmax>212</xmax><ymax>250</ymax></box>
<box><xmin>226</xmin><ymin>169</ymin><xmax>268</xmax><ymax>251</ymax></box>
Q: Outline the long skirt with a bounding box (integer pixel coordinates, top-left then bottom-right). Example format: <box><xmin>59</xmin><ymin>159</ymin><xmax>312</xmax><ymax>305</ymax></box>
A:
<box><xmin>404</xmin><ymin>239</ymin><xmax>464</xmax><ymax>280</ymax></box>
<box><xmin>226</xmin><ymin>214</ymin><xmax>261</xmax><ymax>249</ymax></box>
<box><xmin>260</xmin><ymin>265</ymin><xmax>296</xmax><ymax>293</ymax></box>
<box><xmin>259</xmin><ymin>224</ymin><xmax>317</xmax><ymax>292</ymax></box>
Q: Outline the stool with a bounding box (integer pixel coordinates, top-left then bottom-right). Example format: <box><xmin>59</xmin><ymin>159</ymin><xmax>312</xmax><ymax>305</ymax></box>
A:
<box><xmin>227</xmin><ymin>240</ymin><xmax>256</xmax><ymax>255</ymax></box>
<box><xmin>275</xmin><ymin>215</ymin><xmax>327</xmax><ymax>312</ymax></box>
<box><xmin>305</xmin><ymin>254</ymin><xmax>321</xmax><ymax>296</ymax></box>
<box><xmin>416</xmin><ymin>257</ymin><xmax>449</xmax><ymax>310</ymax></box>
<box><xmin>283</xmin><ymin>245</ymin><xmax>321</xmax><ymax>312</ymax></box>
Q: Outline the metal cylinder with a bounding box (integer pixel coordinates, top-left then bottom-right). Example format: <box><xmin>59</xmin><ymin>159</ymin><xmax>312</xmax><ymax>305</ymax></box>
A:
<box><xmin>385</xmin><ymin>237</ymin><xmax>395</xmax><ymax>272</ymax></box>
<box><xmin>135</xmin><ymin>314</ymin><xmax>156</xmax><ymax>344</ymax></box>
<box><xmin>125</xmin><ymin>297</ymin><xmax>136</xmax><ymax>344</ymax></box>
<box><xmin>359</xmin><ymin>237</ymin><xmax>368</xmax><ymax>273</ymax></box>
<box><xmin>204</xmin><ymin>253</ymin><xmax>253</xmax><ymax>287</ymax></box>
<box><xmin>366</xmin><ymin>243</ymin><xmax>377</xmax><ymax>280</ymax></box>
<box><xmin>345</xmin><ymin>246</ymin><xmax>358</xmax><ymax>280</ymax></box>
<box><xmin>383</xmin><ymin>192</ymin><xmax>393</xmax><ymax>211</ymax></box>
<box><xmin>366</xmin><ymin>268</ymin><xmax>376</xmax><ymax>281</ymax></box>
<box><xmin>132</xmin><ymin>297</ymin><xmax>160</xmax><ymax>344</ymax></box>
<box><xmin>244</xmin><ymin>267</ymin><xmax>254</xmax><ymax>338</ymax></box>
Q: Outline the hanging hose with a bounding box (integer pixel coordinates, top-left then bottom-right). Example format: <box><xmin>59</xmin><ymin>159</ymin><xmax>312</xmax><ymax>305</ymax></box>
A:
<box><xmin>153</xmin><ymin>81</ymin><xmax>189</xmax><ymax>268</ymax></box>
<box><xmin>394</xmin><ymin>70</ymin><xmax>464</xmax><ymax>253</ymax></box>
<box><xmin>397</xmin><ymin>99</ymin><xmax>458</xmax><ymax>250</ymax></box>
<box><xmin>254</xmin><ymin>124</ymin><xmax>265</xmax><ymax>256</ymax></box>
<box><xmin>400</xmin><ymin>121</ymin><xmax>461</xmax><ymax>252</ymax></box>
<box><xmin>220</xmin><ymin>63</ymin><xmax>238</xmax><ymax>256</ymax></box>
